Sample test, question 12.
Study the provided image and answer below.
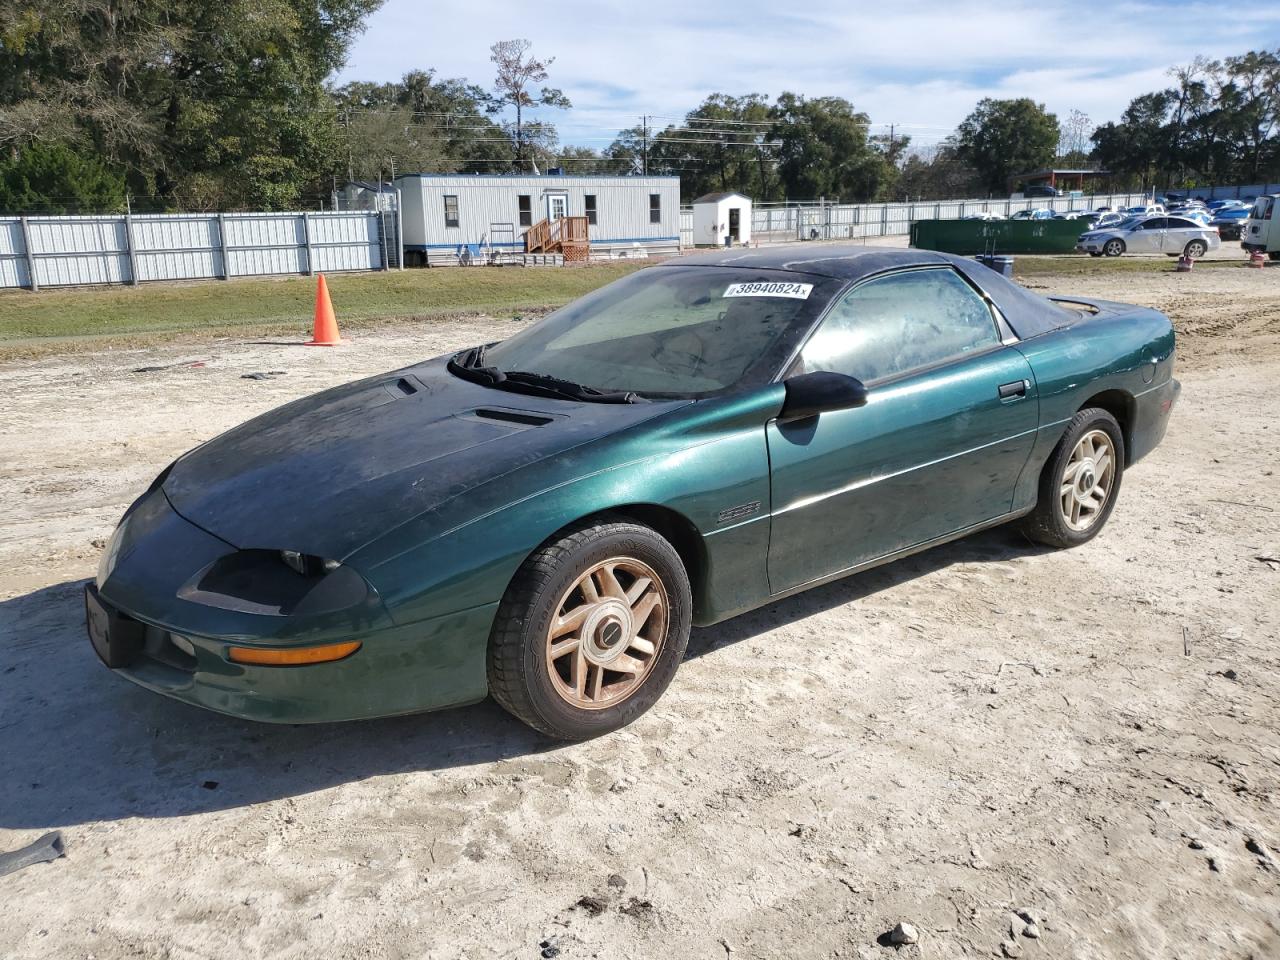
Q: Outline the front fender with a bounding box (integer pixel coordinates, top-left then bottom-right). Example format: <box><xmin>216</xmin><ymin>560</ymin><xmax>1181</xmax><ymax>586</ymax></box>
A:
<box><xmin>351</xmin><ymin>385</ymin><xmax>787</xmax><ymax>629</ymax></box>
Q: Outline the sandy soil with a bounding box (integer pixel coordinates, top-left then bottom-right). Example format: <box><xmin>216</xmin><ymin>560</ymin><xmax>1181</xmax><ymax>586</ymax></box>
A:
<box><xmin>1</xmin><ymin>259</ymin><xmax>1279</xmax><ymax>960</ymax></box>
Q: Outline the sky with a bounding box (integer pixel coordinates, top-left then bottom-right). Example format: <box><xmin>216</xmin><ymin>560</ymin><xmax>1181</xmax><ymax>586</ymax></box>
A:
<box><xmin>335</xmin><ymin>1</ymin><xmax>1280</xmax><ymax>152</ymax></box>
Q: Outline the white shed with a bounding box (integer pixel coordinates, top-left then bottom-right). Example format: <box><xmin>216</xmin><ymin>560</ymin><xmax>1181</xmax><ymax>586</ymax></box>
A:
<box><xmin>692</xmin><ymin>192</ymin><xmax>752</xmax><ymax>247</ymax></box>
<box><xmin>396</xmin><ymin>173</ymin><xmax>682</xmax><ymax>265</ymax></box>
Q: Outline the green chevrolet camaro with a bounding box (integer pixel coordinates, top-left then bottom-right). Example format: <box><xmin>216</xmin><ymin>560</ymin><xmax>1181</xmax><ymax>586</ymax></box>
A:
<box><xmin>87</xmin><ymin>246</ymin><xmax>1179</xmax><ymax>740</ymax></box>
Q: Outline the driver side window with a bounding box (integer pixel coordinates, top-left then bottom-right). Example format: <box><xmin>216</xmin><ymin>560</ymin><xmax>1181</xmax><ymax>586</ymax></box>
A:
<box><xmin>797</xmin><ymin>268</ymin><xmax>1001</xmax><ymax>383</ymax></box>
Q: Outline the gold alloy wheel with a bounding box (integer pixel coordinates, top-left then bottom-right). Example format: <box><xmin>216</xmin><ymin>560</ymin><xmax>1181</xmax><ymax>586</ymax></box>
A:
<box><xmin>544</xmin><ymin>557</ymin><xmax>668</xmax><ymax>710</ymax></box>
<box><xmin>1059</xmin><ymin>429</ymin><xmax>1116</xmax><ymax>531</ymax></box>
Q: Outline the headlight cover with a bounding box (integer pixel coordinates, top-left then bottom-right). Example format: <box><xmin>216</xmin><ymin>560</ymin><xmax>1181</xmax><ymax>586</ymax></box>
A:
<box><xmin>177</xmin><ymin>549</ymin><xmax>372</xmax><ymax>617</ymax></box>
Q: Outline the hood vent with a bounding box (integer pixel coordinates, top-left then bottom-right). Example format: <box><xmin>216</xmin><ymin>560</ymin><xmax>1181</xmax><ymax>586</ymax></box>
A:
<box><xmin>379</xmin><ymin>377</ymin><xmax>422</xmax><ymax>402</ymax></box>
<box><xmin>472</xmin><ymin>408</ymin><xmax>554</xmax><ymax>427</ymax></box>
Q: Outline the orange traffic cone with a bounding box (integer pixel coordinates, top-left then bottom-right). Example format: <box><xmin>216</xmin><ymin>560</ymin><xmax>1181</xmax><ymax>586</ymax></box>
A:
<box><xmin>306</xmin><ymin>273</ymin><xmax>342</xmax><ymax>346</ymax></box>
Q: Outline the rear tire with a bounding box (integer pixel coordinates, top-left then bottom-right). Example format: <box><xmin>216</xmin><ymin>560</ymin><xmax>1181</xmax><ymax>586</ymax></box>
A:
<box><xmin>487</xmin><ymin>518</ymin><xmax>691</xmax><ymax>740</ymax></box>
<box><xmin>1020</xmin><ymin>408</ymin><xmax>1125</xmax><ymax>549</ymax></box>
<box><xmin>1184</xmin><ymin>239</ymin><xmax>1208</xmax><ymax>258</ymax></box>
<box><xmin>1103</xmin><ymin>239</ymin><xmax>1125</xmax><ymax>257</ymax></box>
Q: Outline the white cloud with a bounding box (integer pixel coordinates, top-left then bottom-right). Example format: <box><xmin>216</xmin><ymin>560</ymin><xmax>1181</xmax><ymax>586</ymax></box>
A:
<box><xmin>335</xmin><ymin>0</ymin><xmax>1280</xmax><ymax>145</ymax></box>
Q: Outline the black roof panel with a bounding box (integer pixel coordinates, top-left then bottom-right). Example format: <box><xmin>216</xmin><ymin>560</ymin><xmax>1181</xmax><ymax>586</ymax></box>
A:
<box><xmin>666</xmin><ymin>243</ymin><xmax>950</xmax><ymax>279</ymax></box>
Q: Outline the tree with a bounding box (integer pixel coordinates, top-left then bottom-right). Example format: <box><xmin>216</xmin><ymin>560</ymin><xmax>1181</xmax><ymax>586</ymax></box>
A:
<box><xmin>332</xmin><ymin>70</ymin><xmax>510</xmax><ymax>180</ymax></box>
<box><xmin>1223</xmin><ymin>50</ymin><xmax>1280</xmax><ymax>181</ymax></box>
<box><xmin>0</xmin><ymin>0</ymin><xmax>383</xmax><ymax>209</ymax></box>
<box><xmin>0</xmin><ymin>142</ymin><xmax>125</xmax><ymax>213</ymax></box>
<box><xmin>1058</xmin><ymin>109</ymin><xmax>1092</xmax><ymax>161</ymax></box>
<box><xmin>771</xmin><ymin>94</ymin><xmax>888</xmax><ymax>202</ymax></box>
<box><xmin>898</xmin><ymin>140</ymin><xmax>984</xmax><ymax>199</ymax></box>
<box><xmin>1086</xmin><ymin>49</ymin><xmax>1280</xmax><ymax>190</ymax></box>
<box><xmin>485</xmin><ymin>39</ymin><xmax>571</xmax><ymax>169</ymax></box>
<box><xmin>1091</xmin><ymin>92</ymin><xmax>1176</xmax><ymax>189</ymax></box>
<box><xmin>955</xmin><ymin>98</ymin><xmax>1059</xmax><ymax>194</ymax></box>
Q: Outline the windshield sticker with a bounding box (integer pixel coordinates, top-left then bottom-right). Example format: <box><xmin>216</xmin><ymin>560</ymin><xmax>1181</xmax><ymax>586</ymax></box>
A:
<box><xmin>723</xmin><ymin>281</ymin><xmax>813</xmax><ymax>300</ymax></box>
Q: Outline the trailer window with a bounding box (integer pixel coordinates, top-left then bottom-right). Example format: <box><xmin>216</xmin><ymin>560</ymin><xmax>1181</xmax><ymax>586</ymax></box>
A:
<box><xmin>443</xmin><ymin>195</ymin><xmax>460</xmax><ymax>228</ymax></box>
<box><xmin>649</xmin><ymin>193</ymin><xmax>661</xmax><ymax>224</ymax></box>
<box><xmin>584</xmin><ymin>194</ymin><xmax>597</xmax><ymax>225</ymax></box>
<box><xmin>518</xmin><ymin>195</ymin><xmax>532</xmax><ymax>227</ymax></box>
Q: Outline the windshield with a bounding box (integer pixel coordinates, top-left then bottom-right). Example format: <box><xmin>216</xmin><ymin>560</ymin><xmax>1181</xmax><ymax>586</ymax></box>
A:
<box><xmin>478</xmin><ymin>267</ymin><xmax>840</xmax><ymax>398</ymax></box>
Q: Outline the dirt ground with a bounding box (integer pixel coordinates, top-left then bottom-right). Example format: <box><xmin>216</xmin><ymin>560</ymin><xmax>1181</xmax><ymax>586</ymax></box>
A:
<box><xmin>1</xmin><ymin>258</ymin><xmax>1279</xmax><ymax>960</ymax></box>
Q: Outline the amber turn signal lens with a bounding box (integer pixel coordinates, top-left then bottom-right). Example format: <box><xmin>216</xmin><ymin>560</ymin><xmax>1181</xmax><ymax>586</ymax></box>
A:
<box><xmin>228</xmin><ymin>640</ymin><xmax>361</xmax><ymax>666</ymax></box>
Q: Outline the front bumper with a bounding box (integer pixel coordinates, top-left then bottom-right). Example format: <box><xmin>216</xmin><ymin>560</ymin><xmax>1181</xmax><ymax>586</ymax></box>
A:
<box><xmin>87</xmin><ymin>582</ymin><xmax>496</xmax><ymax>723</ymax></box>
<box><xmin>90</xmin><ymin>488</ymin><xmax>496</xmax><ymax>723</ymax></box>
<box><xmin>1076</xmin><ymin>240</ymin><xmax>1105</xmax><ymax>253</ymax></box>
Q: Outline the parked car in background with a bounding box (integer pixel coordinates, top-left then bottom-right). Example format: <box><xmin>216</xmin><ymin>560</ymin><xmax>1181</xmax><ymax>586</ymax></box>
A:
<box><xmin>961</xmin><ymin>212</ymin><xmax>1005</xmax><ymax>221</ymax></box>
<box><xmin>1010</xmin><ymin>208</ymin><xmax>1055</xmax><ymax>221</ymax></box>
<box><xmin>1210</xmin><ymin>207</ymin><xmax>1251</xmax><ymax>240</ymax></box>
<box><xmin>1076</xmin><ymin>215</ymin><xmax>1221</xmax><ymax>258</ymax></box>
<box><xmin>1023</xmin><ymin>185</ymin><xmax>1061</xmax><ymax>198</ymax></box>
<box><xmin>1124</xmin><ymin>204</ymin><xmax>1166</xmax><ymax>217</ymax></box>
<box><xmin>1092</xmin><ymin>212</ymin><xmax>1127</xmax><ymax>229</ymax></box>
<box><xmin>1054</xmin><ymin>211</ymin><xmax>1096</xmax><ymax>220</ymax></box>
<box><xmin>1242</xmin><ymin>194</ymin><xmax>1280</xmax><ymax>260</ymax></box>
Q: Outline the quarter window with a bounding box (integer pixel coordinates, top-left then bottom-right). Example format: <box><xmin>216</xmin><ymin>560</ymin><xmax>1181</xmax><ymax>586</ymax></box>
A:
<box><xmin>649</xmin><ymin>193</ymin><xmax>661</xmax><ymax>224</ymax></box>
<box><xmin>798</xmin><ymin>269</ymin><xmax>1000</xmax><ymax>383</ymax></box>
<box><xmin>585</xmin><ymin>194</ymin><xmax>598</xmax><ymax>225</ymax></box>
<box><xmin>518</xmin><ymin>194</ymin><xmax>532</xmax><ymax>227</ymax></box>
<box><xmin>443</xmin><ymin>195</ymin><xmax>460</xmax><ymax>228</ymax></box>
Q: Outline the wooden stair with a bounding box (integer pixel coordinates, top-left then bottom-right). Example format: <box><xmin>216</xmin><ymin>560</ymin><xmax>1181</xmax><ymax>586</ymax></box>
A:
<box><xmin>525</xmin><ymin>216</ymin><xmax>590</xmax><ymax>262</ymax></box>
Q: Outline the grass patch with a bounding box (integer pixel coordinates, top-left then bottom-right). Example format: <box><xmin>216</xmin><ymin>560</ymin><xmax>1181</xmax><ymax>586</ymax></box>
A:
<box><xmin>1014</xmin><ymin>254</ymin><xmax>1245</xmax><ymax>278</ymax></box>
<box><xmin>0</xmin><ymin>262</ymin><xmax>649</xmax><ymax>344</ymax></box>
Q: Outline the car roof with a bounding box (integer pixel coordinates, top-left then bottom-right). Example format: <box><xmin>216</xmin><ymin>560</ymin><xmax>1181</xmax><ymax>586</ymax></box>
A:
<box><xmin>662</xmin><ymin>244</ymin><xmax>1075</xmax><ymax>339</ymax></box>
<box><xmin>665</xmin><ymin>244</ymin><xmax>954</xmax><ymax>280</ymax></box>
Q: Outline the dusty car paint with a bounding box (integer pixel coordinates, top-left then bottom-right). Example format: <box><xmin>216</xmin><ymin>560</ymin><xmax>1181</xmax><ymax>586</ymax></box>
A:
<box><xmin>91</xmin><ymin>247</ymin><xmax>1179</xmax><ymax>723</ymax></box>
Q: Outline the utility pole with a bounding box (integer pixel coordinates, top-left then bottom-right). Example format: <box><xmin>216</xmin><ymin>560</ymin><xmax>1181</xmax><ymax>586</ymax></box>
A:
<box><xmin>641</xmin><ymin>115</ymin><xmax>649</xmax><ymax>176</ymax></box>
<box><xmin>345</xmin><ymin>109</ymin><xmax>354</xmax><ymax>182</ymax></box>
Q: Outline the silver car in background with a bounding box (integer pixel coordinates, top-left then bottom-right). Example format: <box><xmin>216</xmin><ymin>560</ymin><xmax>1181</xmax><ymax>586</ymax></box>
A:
<box><xmin>1076</xmin><ymin>215</ymin><xmax>1222</xmax><ymax>258</ymax></box>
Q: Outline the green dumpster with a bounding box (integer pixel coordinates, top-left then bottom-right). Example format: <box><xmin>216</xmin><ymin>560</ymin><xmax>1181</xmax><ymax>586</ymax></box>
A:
<box><xmin>910</xmin><ymin>219</ymin><xmax>1086</xmax><ymax>255</ymax></box>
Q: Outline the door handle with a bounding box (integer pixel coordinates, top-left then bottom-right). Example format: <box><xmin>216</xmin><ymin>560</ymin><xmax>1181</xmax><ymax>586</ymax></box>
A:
<box><xmin>998</xmin><ymin>379</ymin><xmax>1029</xmax><ymax>399</ymax></box>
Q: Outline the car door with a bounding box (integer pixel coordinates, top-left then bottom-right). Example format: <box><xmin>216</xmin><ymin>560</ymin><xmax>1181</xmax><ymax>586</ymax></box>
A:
<box><xmin>766</xmin><ymin>267</ymin><xmax>1039</xmax><ymax>594</ymax></box>
<box><xmin>1162</xmin><ymin>217</ymin><xmax>1197</xmax><ymax>253</ymax></box>
<box><xmin>1128</xmin><ymin>217</ymin><xmax>1166</xmax><ymax>252</ymax></box>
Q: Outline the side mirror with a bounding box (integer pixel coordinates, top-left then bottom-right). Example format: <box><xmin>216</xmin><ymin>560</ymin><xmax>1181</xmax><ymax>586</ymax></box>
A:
<box><xmin>778</xmin><ymin>371</ymin><xmax>868</xmax><ymax>422</ymax></box>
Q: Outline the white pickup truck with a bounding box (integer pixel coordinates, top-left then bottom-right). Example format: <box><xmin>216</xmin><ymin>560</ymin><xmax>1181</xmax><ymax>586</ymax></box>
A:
<box><xmin>1241</xmin><ymin>194</ymin><xmax>1280</xmax><ymax>260</ymax></box>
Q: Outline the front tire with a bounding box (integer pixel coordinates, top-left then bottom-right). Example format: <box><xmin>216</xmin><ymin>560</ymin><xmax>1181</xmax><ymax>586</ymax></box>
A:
<box><xmin>1103</xmin><ymin>239</ymin><xmax>1125</xmax><ymax>257</ymax></box>
<box><xmin>487</xmin><ymin>518</ymin><xmax>691</xmax><ymax>740</ymax></box>
<box><xmin>1020</xmin><ymin>408</ymin><xmax>1125</xmax><ymax>548</ymax></box>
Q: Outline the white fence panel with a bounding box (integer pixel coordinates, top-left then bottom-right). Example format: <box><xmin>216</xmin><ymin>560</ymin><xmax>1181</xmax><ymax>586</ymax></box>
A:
<box><xmin>0</xmin><ymin>210</ymin><xmax>396</xmax><ymax>290</ymax></box>
<box><xmin>0</xmin><ymin>220</ymin><xmax>28</xmax><ymax>288</ymax></box>
<box><xmin>735</xmin><ymin>191</ymin><xmax>1155</xmax><ymax>246</ymax></box>
<box><xmin>133</xmin><ymin>215</ymin><xmax>222</xmax><ymax>282</ymax></box>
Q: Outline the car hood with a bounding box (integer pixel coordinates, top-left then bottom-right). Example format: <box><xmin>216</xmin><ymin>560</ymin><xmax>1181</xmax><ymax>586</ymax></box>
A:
<box><xmin>163</xmin><ymin>356</ymin><xmax>684</xmax><ymax>561</ymax></box>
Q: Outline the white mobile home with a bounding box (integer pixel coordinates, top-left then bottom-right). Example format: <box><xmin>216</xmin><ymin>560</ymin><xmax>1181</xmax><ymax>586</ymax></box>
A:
<box><xmin>396</xmin><ymin>174</ymin><xmax>681</xmax><ymax>265</ymax></box>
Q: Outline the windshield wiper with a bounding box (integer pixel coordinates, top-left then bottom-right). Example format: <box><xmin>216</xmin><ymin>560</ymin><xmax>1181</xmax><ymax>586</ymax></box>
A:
<box><xmin>457</xmin><ymin>343</ymin><xmax>489</xmax><ymax>369</ymax></box>
<box><xmin>499</xmin><ymin>370</ymin><xmax>642</xmax><ymax>404</ymax></box>
<box><xmin>447</xmin><ymin>351</ymin><xmax>641</xmax><ymax>403</ymax></box>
